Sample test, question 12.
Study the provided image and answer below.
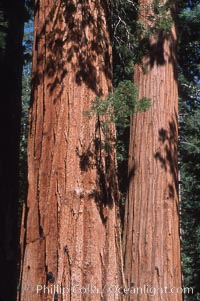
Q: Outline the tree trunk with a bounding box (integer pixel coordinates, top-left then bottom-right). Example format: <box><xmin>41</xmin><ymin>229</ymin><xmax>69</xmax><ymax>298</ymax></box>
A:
<box><xmin>123</xmin><ymin>2</ymin><xmax>182</xmax><ymax>300</ymax></box>
<box><xmin>0</xmin><ymin>1</ymin><xmax>24</xmax><ymax>300</ymax></box>
<box><xmin>19</xmin><ymin>1</ymin><xmax>122</xmax><ymax>300</ymax></box>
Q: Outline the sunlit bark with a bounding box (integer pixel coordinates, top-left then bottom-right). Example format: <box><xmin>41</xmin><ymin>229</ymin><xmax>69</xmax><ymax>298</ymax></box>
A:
<box><xmin>123</xmin><ymin>1</ymin><xmax>182</xmax><ymax>300</ymax></box>
<box><xmin>19</xmin><ymin>1</ymin><xmax>122</xmax><ymax>300</ymax></box>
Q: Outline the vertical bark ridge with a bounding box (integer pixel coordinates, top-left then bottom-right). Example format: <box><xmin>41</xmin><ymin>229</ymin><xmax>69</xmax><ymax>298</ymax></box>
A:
<box><xmin>123</xmin><ymin>1</ymin><xmax>182</xmax><ymax>300</ymax></box>
<box><xmin>20</xmin><ymin>1</ymin><xmax>122</xmax><ymax>300</ymax></box>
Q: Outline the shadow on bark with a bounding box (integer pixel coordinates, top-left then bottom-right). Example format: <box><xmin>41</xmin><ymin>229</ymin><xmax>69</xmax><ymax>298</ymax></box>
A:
<box><xmin>154</xmin><ymin>113</ymin><xmax>179</xmax><ymax>209</ymax></box>
<box><xmin>127</xmin><ymin>15</ymin><xmax>179</xmax><ymax>205</ymax></box>
<box><xmin>29</xmin><ymin>0</ymin><xmax>115</xmax><ymax>229</ymax></box>
<box><xmin>30</xmin><ymin>0</ymin><xmax>112</xmax><ymax>107</ymax></box>
<box><xmin>140</xmin><ymin>2</ymin><xmax>178</xmax><ymax>82</ymax></box>
<box><xmin>150</xmin><ymin>32</ymin><xmax>178</xmax><ymax>81</ymax></box>
<box><xmin>127</xmin><ymin>114</ymin><xmax>179</xmax><ymax>208</ymax></box>
<box><xmin>75</xmin><ymin>118</ymin><xmax>118</xmax><ymax>224</ymax></box>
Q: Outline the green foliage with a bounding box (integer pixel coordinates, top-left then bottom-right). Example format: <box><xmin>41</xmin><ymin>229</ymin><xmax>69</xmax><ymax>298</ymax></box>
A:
<box><xmin>111</xmin><ymin>80</ymin><xmax>139</xmax><ymax>126</ymax></box>
<box><xmin>112</xmin><ymin>0</ymin><xmax>138</xmax><ymax>84</ymax></box>
<box><xmin>178</xmin><ymin>2</ymin><xmax>200</xmax><ymax>300</ymax></box>
<box><xmin>85</xmin><ymin>81</ymin><xmax>150</xmax><ymax>203</ymax></box>
<box><xmin>142</xmin><ymin>0</ymin><xmax>173</xmax><ymax>35</ymax></box>
<box><xmin>23</xmin><ymin>20</ymin><xmax>34</xmax><ymax>63</ymax></box>
<box><xmin>180</xmin><ymin>103</ymin><xmax>200</xmax><ymax>301</ymax></box>
<box><xmin>85</xmin><ymin>80</ymin><xmax>150</xmax><ymax>130</ymax></box>
<box><xmin>178</xmin><ymin>4</ymin><xmax>200</xmax><ymax>83</ymax></box>
<box><xmin>19</xmin><ymin>63</ymin><xmax>31</xmax><ymax>204</ymax></box>
<box><xmin>84</xmin><ymin>80</ymin><xmax>151</xmax><ymax>168</ymax></box>
<box><xmin>19</xmin><ymin>20</ymin><xmax>33</xmax><ymax>204</ymax></box>
<box><xmin>0</xmin><ymin>6</ymin><xmax>9</xmax><ymax>62</ymax></box>
<box><xmin>112</xmin><ymin>0</ymin><xmax>174</xmax><ymax>85</ymax></box>
<box><xmin>136</xmin><ymin>96</ymin><xmax>152</xmax><ymax>112</ymax></box>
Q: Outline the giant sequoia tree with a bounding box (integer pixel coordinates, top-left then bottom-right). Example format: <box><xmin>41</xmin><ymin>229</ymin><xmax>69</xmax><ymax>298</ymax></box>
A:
<box><xmin>123</xmin><ymin>1</ymin><xmax>183</xmax><ymax>300</ymax></box>
<box><xmin>19</xmin><ymin>1</ymin><xmax>122</xmax><ymax>300</ymax></box>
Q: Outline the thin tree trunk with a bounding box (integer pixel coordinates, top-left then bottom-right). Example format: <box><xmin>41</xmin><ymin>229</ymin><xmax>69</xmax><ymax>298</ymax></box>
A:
<box><xmin>123</xmin><ymin>1</ymin><xmax>182</xmax><ymax>300</ymax></box>
<box><xmin>19</xmin><ymin>1</ymin><xmax>122</xmax><ymax>300</ymax></box>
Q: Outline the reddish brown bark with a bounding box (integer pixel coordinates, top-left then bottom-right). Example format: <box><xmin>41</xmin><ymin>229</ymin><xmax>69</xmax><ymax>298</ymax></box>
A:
<box><xmin>19</xmin><ymin>1</ymin><xmax>122</xmax><ymax>300</ymax></box>
<box><xmin>123</xmin><ymin>1</ymin><xmax>182</xmax><ymax>301</ymax></box>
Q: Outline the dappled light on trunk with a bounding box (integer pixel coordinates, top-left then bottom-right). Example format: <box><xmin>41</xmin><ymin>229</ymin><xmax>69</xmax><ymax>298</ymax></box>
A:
<box><xmin>123</xmin><ymin>1</ymin><xmax>183</xmax><ymax>300</ymax></box>
<box><xmin>19</xmin><ymin>1</ymin><xmax>122</xmax><ymax>300</ymax></box>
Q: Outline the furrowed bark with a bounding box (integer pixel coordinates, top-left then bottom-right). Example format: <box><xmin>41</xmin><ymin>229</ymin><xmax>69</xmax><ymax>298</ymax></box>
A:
<box><xmin>19</xmin><ymin>1</ymin><xmax>122</xmax><ymax>300</ymax></box>
<box><xmin>123</xmin><ymin>1</ymin><xmax>182</xmax><ymax>300</ymax></box>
